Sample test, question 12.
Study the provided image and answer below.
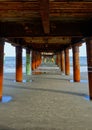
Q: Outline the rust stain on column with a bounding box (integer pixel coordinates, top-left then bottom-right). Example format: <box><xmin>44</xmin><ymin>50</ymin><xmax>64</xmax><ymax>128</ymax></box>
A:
<box><xmin>32</xmin><ymin>51</ymin><xmax>36</xmax><ymax>71</ymax></box>
<box><xmin>32</xmin><ymin>51</ymin><xmax>34</xmax><ymax>70</ymax></box>
<box><xmin>37</xmin><ymin>52</ymin><xmax>40</xmax><ymax>67</ymax></box>
<box><xmin>34</xmin><ymin>52</ymin><xmax>37</xmax><ymax>69</ymax></box>
<box><xmin>65</xmin><ymin>48</ymin><xmax>70</xmax><ymax>75</ymax></box>
<box><xmin>37</xmin><ymin>53</ymin><xmax>39</xmax><ymax>67</ymax></box>
<box><xmin>34</xmin><ymin>52</ymin><xmax>36</xmax><ymax>69</ymax></box>
<box><xmin>73</xmin><ymin>45</ymin><xmax>80</xmax><ymax>82</ymax></box>
<box><xmin>86</xmin><ymin>38</ymin><xmax>92</xmax><ymax>100</ymax></box>
<box><xmin>16</xmin><ymin>46</ymin><xmax>22</xmax><ymax>82</ymax></box>
<box><xmin>35</xmin><ymin>52</ymin><xmax>38</xmax><ymax>69</ymax></box>
<box><xmin>35</xmin><ymin>51</ymin><xmax>37</xmax><ymax>69</ymax></box>
<box><xmin>0</xmin><ymin>41</ymin><xmax>4</xmax><ymax>101</ymax></box>
<box><xmin>60</xmin><ymin>51</ymin><xmax>65</xmax><ymax>73</ymax></box>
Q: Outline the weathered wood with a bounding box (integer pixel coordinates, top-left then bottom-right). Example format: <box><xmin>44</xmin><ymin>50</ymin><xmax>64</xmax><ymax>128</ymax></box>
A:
<box><xmin>72</xmin><ymin>45</ymin><xmax>80</xmax><ymax>82</ymax></box>
<box><xmin>0</xmin><ymin>22</ymin><xmax>84</xmax><ymax>37</ymax></box>
<box><xmin>0</xmin><ymin>2</ymin><xmax>92</xmax><ymax>20</ymax></box>
<box><xmin>16</xmin><ymin>46</ymin><xmax>23</xmax><ymax>82</ymax></box>
<box><xmin>60</xmin><ymin>51</ymin><xmax>65</xmax><ymax>73</ymax></box>
<box><xmin>86</xmin><ymin>38</ymin><xmax>92</xmax><ymax>100</ymax></box>
<box><xmin>26</xmin><ymin>48</ymin><xmax>31</xmax><ymax>75</ymax></box>
<box><xmin>65</xmin><ymin>48</ymin><xmax>70</xmax><ymax>75</ymax></box>
<box><xmin>0</xmin><ymin>39</ymin><xmax>4</xmax><ymax>101</ymax></box>
<box><xmin>39</xmin><ymin>0</ymin><xmax>50</xmax><ymax>34</ymax></box>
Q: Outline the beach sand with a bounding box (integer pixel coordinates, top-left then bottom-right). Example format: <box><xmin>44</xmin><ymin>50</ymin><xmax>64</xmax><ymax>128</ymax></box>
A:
<box><xmin>0</xmin><ymin>65</ymin><xmax>92</xmax><ymax>130</ymax></box>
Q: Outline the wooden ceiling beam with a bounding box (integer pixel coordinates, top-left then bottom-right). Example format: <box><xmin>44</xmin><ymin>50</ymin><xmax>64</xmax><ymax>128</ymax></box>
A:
<box><xmin>0</xmin><ymin>1</ymin><xmax>92</xmax><ymax>22</ymax></box>
<box><xmin>0</xmin><ymin>21</ymin><xmax>86</xmax><ymax>37</ymax></box>
<box><xmin>39</xmin><ymin>0</ymin><xmax>50</xmax><ymax>34</ymax></box>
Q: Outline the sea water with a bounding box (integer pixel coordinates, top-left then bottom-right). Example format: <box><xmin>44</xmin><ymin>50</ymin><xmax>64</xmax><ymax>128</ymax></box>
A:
<box><xmin>70</xmin><ymin>56</ymin><xmax>87</xmax><ymax>74</ymax></box>
<box><xmin>4</xmin><ymin>56</ymin><xmax>87</xmax><ymax>73</ymax></box>
<box><xmin>4</xmin><ymin>57</ymin><xmax>26</xmax><ymax>73</ymax></box>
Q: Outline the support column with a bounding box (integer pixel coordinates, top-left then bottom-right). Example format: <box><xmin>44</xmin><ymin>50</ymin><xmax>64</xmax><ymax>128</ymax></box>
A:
<box><xmin>35</xmin><ymin>51</ymin><xmax>37</xmax><ymax>69</ymax></box>
<box><xmin>38</xmin><ymin>52</ymin><xmax>41</xmax><ymax>67</ymax></box>
<box><xmin>37</xmin><ymin>52</ymin><xmax>40</xmax><ymax>67</ymax></box>
<box><xmin>0</xmin><ymin>39</ymin><xmax>4</xmax><ymax>101</ymax></box>
<box><xmin>65</xmin><ymin>48</ymin><xmax>70</xmax><ymax>75</ymax></box>
<box><xmin>86</xmin><ymin>38</ymin><xmax>92</xmax><ymax>100</ymax></box>
<box><xmin>60</xmin><ymin>51</ymin><xmax>65</xmax><ymax>73</ymax></box>
<box><xmin>58</xmin><ymin>53</ymin><xmax>61</xmax><ymax>68</ymax></box>
<box><xmin>16</xmin><ymin>46</ymin><xmax>22</xmax><ymax>82</ymax></box>
<box><xmin>56</xmin><ymin>54</ymin><xmax>58</xmax><ymax>65</ymax></box>
<box><xmin>72</xmin><ymin>45</ymin><xmax>80</xmax><ymax>82</ymax></box>
<box><xmin>26</xmin><ymin>48</ymin><xmax>31</xmax><ymax>75</ymax></box>
<box><xmin>32</xmin><ymin>51</ymin><xmax>35</xmax><ymax>71</ymax></box>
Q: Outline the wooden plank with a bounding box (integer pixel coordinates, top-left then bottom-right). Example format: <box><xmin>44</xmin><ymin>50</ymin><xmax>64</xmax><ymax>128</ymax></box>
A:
<box><xmin>50</xmin><ymin>2</ymin><xmax>92</xmax><ymax>19</ymax></box>
<box><xmin>0</xmin><ymin>2</ymin><xmax>92</xmax><ymax>11</ymax></box>
<box><xmin>39</xmin><ymin>0</ymin><xmax>50</xmax><ymax>34</ymax></box>
<box><xmin>86</xmin><ymin>38</ymin><xmax>92</xmax><ymax>100</ymax></box>
<box><xmin>0</xmin><ymin>21</ymin><xmax>84</xmax><ymax>37</ymax></box>
<box><xmin>0</xmin><ymin>40</ymin><xmax>4</xmax><ymax>101</ymax></box>
<box><xmin>0</xmin><ymin>1</ymin><xmax>92</xmax><ymax>22</ymax></box>
<box><xmin>0</xmin><ymin>2</ymin><xmax>39</xmax><ymax>10</ymax></box>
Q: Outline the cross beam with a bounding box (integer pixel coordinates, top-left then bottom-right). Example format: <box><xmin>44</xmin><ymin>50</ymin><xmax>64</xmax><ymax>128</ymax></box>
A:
<box><xmin>39</xmin><ymin>0</ymin><xmax>50</xmax><ymax>34</ymax></box>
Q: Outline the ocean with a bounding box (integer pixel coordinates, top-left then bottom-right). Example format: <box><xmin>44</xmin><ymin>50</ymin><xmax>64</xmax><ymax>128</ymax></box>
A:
<box><xmin>4</xmin><ymin>56</ymin><xmax>87</xmax><ymax>74</ymax></box>
<box><xmin>70</xmin><ymin>56</ymin><xmax>87</xmax><ymax>74</ymax></box>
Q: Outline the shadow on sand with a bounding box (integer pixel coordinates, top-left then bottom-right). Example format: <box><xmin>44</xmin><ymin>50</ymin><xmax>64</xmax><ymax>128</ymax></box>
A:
<box><xmin>4</xmin><ymin>84</ymin><xmax>86</xmax><ymax>98</ymax></box>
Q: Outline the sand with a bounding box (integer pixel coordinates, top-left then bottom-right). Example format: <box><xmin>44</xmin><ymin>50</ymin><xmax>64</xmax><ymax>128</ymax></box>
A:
<box><xmin>0</xmin><ymin>64</ymin><xmax>92</xmax><ymax>130</ymax></box>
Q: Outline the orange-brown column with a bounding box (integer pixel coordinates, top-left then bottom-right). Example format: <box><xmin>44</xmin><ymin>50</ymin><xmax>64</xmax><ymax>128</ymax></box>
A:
<box><xmin>37</xmin><ymin>53</ymin><xmax>40</xmax><ymax>67</ymax></box>
<box><xmin>72</xmin><ymin>45</ymin><xmax>80</xmax><ymax>82</ymax></box>
<box><xmin>16</xmin><ymin>46</ymin><xmax>22</xmax><ymax>82</ymax></box>
<box><xmin>65</xmin><ymin>48</ymin><xmax>70</xmax><ymax>75</ymax></box>
<box><xmin>34</xmin><ymin>51</ymin><xmax>36</xmax><ymax>69</ymax></box>
<box><xmin>60</xmin><ymin>51</ymin><xmax>65</xmax><ymax>73</ymax></box>
<box><xmin>58</xmin><ymin>53</ymin><xmax>61</xmax><ymax>68</ymax></box>
<box><xmin>32</xmin><ymin>51</ymin><xmax>36</xmax><ymax>71</ymax></box>
<box><xmin>32</xmin><ymin>51</ymin><xmax>34</xmax><ymax>70</ymax></box>
<box><xmin>35</xmin><ymin>51</ymin><xmax>38</xmax><ymax>69</ymax></box>
<box><xmin>34</xmin><ymin>51</ymin><xmax>37</xmax><ymax>69</ymax></box>
<box><xmin>86</xmin><ymin>38</ymin><xmax>92</xmax><ymax>100</ymax></box>
<box><xmin>0</xmin><ymin>40</ymin><xmax>4</xmax><ymax>101</ymax></box>
<box><xmin>37</xmin><ymin>52</ymin><xmax>40</xmax><ymax>67</ymax></box>
<box><xmin>35</xmin><ymin>52</ymin><xmax>38</xmax><ymax>68</ymax></box>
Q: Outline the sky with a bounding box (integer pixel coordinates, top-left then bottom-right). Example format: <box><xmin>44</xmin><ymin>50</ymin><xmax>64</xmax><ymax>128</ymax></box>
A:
<box><xmin>4</xmin><ymin>42</ymin><xmax>86</xmax><ymax>57</ymax></box>
<box><xmin>69</xmin><ymin>42</ymin><xmax>86</xmax><ymax>57</ymax></box>
<box><xmin>5</xmin><ymin>42</ymin><xmax>26</xmax><ymax>57</ymax></box>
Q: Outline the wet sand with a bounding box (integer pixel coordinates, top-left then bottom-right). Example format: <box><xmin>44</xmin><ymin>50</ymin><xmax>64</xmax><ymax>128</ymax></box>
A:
<box><xmin>0</xmin><ymin>65</ymin><xmax>92</xmax><ymax>130</ymax></box>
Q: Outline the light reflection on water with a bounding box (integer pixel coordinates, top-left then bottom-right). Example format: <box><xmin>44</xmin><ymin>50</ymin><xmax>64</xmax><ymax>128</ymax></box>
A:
<box><xmin>4</xmin><ymin>57</ymin><xmax>87</xmax><ymax>73</ymax></box>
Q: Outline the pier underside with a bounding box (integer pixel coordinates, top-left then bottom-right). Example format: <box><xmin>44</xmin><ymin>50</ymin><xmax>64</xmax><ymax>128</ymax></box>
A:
<box><xmin>0</xmin><ymin>1</ymin><xmax>92</xmax><ymax>128</ymax></box>
<box><xmin>0</xmin><ymin>1</ymin><xmax>92</xmax><ymax>99</ymax></box>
